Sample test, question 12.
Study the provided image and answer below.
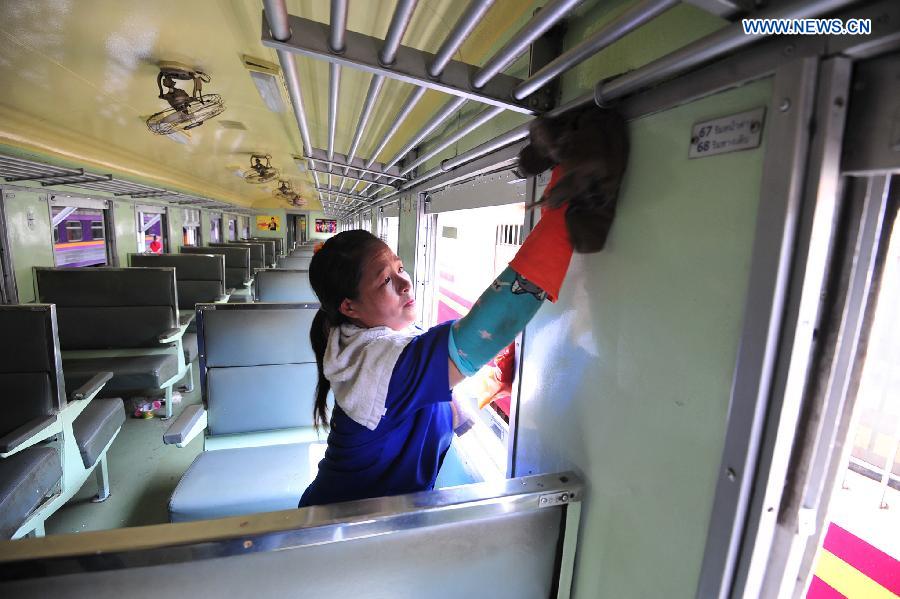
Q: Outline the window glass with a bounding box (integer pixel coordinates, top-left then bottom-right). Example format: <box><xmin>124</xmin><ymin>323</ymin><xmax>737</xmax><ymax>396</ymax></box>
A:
<box><xmin>210</xmin><ymin>216</ymin><xmax>222</xmax><ymax>243</ymax></box>
<box><xmin>138</xmin><ymin>211</ymin><xmax>166</xmax><ymax>254</ymax></box>
<box><xmin>52</xmin><ymin>207</ymin><xmax>108</xmax><ymax>267</ymax></box>
<box><xmin>430</xmin><ymin>202</ymin><xmax>525</xmax><ymax>450</ymax></box>
<box><xmin>382</xmin><ymin>216</ymin><xmax>399</xmax><ymax>254</ymax></box>
<box><xmin>228</xmin><ymin>218</ymin><xmax>237</xmax><ymax>241</ymax></box>
<box><xmin>182</xmin><ymin>209</ymin><xmax>201</xmax><ymax>246</ymax></box>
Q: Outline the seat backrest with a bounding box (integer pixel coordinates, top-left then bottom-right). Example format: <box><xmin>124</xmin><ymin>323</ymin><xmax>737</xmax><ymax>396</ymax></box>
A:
<box><xmin>211</xmin><ymin>242</ymin><xmax>265</xmax><ymax>271</ymax></box>
<box><xmin>255</xmin><ymin>270</ymin><xmax>316</xmax><ymax>303</ymax></box>
<box><xmin>129</xmin><ymin>254</ymin><xmax>225</xmax><ymax>310</ymax></box>
<box><xmin>248</xmin><ymin>237</ymin><xmax>283</xmax><ymax>257</ymax></box>
<box><xmin>0</xmin><ymin>305</ymin><xmax>65</xmax><ymax>437</ymax></box>
<box><xmin>35</xmin><ymin>267</ymin><xmax>178</xmax><ymax>350</ymax></box>
<box><xmin>277</xmin><ymin>255</ymin><xmax>312</xmax><ymax>270</ymax></box>
<box><xmin>197</xmin><ymin>303</ymin><xmax>318</xmax><ymax>437</ymax></box>
<box><xmin>245</xmin><ymin>239</ymin><xmax>276</xmax><ymax>266</ymax></box>
<box><xmin>181</xmin><ymin>246</ymin><xmax>251</xmax><ymax>289</ymax></box>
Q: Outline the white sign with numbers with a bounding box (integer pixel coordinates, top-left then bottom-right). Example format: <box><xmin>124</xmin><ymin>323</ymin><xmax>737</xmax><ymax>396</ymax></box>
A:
<box><xmin>689</xmin><ymin>107</ymin><xmax>766</xmax><ymax>159</ymax></box>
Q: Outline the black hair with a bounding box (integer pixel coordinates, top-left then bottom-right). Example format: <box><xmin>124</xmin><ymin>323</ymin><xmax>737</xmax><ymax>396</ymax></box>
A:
<box><xmin>308</xmin><ymin>229</ymin><xmax>386</xmax><ymax>430</ymax></box>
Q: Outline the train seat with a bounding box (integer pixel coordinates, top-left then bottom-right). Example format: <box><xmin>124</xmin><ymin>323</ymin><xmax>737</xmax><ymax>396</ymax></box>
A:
<box><xmin>180</xmin><ymin>246</ymin><xmax>251</xmax><ymax>290</ymax></box>
<box><xmin>276</xmin><ymin>255</ymin><xmax>311</xmax><ymax>270</ymax></box>
<box><xmin>211</xmin><ymin>242</ymin><xmax>266</xmax><ymax>274</ymax></box>
<box><xmin>182</xmin><ymin>333</ymin><xmax>199</xmax><ymax>363</ymax></box>
<box><xmin>0</xmin><ymin>447</ymin><xmax>62</xmax><ymax>539</ymax></box>
<box><xmin>72</xmin><ymin>398</ymin><xmax>125</xmax><ymax>469</ymax></box>
<box><xmin>62</xmin><ymin>354</ymin><xmax>179</xmax><ymax>392</ymax></box>
<box><xmin>246</xmin><ymin>237</ymin><xmax>281</xmax><ymax>263</ymax></box>
<box><xmin>129</xmin><ymin>253</ymin><xmax>228</xmax><ymax>311</ymax></box>
<box><xmin>254</xmin><ymin>269</ymin><xmax>316</xmax><ymax>302</ymax></box>
<box><xmin>34</xmin><ymin>267</ymin><xmax>191</xmax><ymax>419</ymax></box>
<box><xmin>168</xmin><ymin>443</ymin><xmax>313</xmax><ymax>522</ymax></box>
<box><xmin>165</xmin><ymin>303</ymin><xmax>321</xmax><ymax>523</ymax></box>
<box><xmin>0</xmin><ymin>305</ymin><xmax>122</xmax><ymax>539</ymax></box>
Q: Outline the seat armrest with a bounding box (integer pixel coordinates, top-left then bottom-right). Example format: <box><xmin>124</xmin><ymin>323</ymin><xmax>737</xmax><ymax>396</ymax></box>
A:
<box><xmin>163</xmin><ymin>405</ymin><xmax>207</xmax><ymax>447</ymax></box>
<box><xmin>158</xmin><ymin>327</ymin><xmax>184</xmax><ymax>343</ymax></box>
<box><xmin>71</xmin><ymin>371</ymin><xmax>113</xmax><ymax>401</ymax></box>
<box><xmin>179</xmin><ymin>312</ymin><xmax>196</xmax><ymax>327</ymax></box>
<box><xmin>215</xmin><ymin>294</ymin><xmax>229</xmax><ymax>303</ymax></box>
<box><xmin>0</xmin><ymin>415</ymin><xmax>60</xmax><ymax>458</ymax></box>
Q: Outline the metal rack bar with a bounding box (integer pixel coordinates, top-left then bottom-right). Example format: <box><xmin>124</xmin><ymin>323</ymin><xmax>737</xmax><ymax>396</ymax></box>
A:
<box><xmin>40</xmin><ymin>174</ymin><xmax>113</xmax><ymax>187</ymax></box>
<box><xmin>471</xmin><ymin>0</ymin><xmax>585</xmax><ymax>89</ymax></box>
<box><xmin>399</xmin><ymin>106</ymin><xmax>504</xmax><ymax>176</ymax></box>
<box><xmin>338</xmin><ymin>0</ymin><xmax>414</xmax><ymax>191</ymax></box>
<box><xmin>512</xmin><ymin>0</ymin><xmax>678</xmax><ymax>100</ymax></box>
<box><xmin>315</xmin><ymin>186</ymin><xmax>372</xmax><ymax>203</ymax></box>
<box><xmin>594</xmin><ymin>0</ymin><xmax>859</xmax><ymax>104</ymax></box>
<box><xmin>261</xmin><ymin>14</ymin><xmax>531</xmax><ymax>114</ymax></box>
<box><xmin>307</xmin><ymin>166</ymin><xmax>395</xmax><ymax>188</ymax></box>
<box><xmin>263</xmin><ymin>0</ymin><xmax>324</xmax><ymax>205</ymax></box>
<box><xmin>380</xmin><ymin>0</ymin><xmax>418</xmax><ymax>66</ymax></box>
<box><xmin>3</xmin><ymin>168</ymin><xmax>85</xmax><ymax>183</ymax></box>
<box><xmin>359</xmin><ymin>96</ymin><xmax>468</xmax><ymax>196</ymax></box>
<box><xmin>428</xmin><ymin>0</ymin><xmax>496</xmax><ymax>78</ymax></box>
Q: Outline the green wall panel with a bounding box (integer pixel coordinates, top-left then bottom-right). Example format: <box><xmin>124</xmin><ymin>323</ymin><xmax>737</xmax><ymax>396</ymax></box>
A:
<box><xmin>112</xmin><ymin>199</ymin><xmax>136</xmax><ymax>265</ymax></box>
<box><xmin>514</xmin><ymin>79</ymin><xmax>773</xmax><ymax>599</ymax></box>
<box><xmin>5</xmin><ymin>190</ymin><xmax>53</xmax><ymax>302</ymax></box>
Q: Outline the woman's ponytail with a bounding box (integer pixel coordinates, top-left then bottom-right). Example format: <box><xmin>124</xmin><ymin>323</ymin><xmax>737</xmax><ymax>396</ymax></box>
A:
<box><xmin>310</xmin><ymin>308</ymin><xmax>332</xmax><ymax>431</ymax></box>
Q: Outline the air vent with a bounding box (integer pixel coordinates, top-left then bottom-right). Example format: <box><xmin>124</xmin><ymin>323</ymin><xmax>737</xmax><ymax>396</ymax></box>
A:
<box><xmin>218</xmin><ymin>120</ymin><xmax>248</xmax><ymax>130</ymax></box>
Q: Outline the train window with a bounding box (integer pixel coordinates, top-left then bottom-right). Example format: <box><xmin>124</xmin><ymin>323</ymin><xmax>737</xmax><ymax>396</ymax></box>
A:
<box><xmin>381</xmin><ymin>215</ymin><xmax>399</xmax><ymax>254</ymax></box>
<box><xmin>136</xmin><ymin>206</ymin><xmax>167</xmax><ymax>254</ymax></box>
<box><xmin>65</xmin><ymin>221</ymin><xmax>83</xmax><ymax>242</ymax></box>
<box><xmin>428</xmin><ymin>203</ymin><xmax>525</xmax><ymax>458</ymax></box>
<box><xmin>227</xmin><ymin>217</ymin><xmax>237</xmax><ymax>241</ymax></box>
<box><xmin>182</xmin><ymin>208</ymin><xmax>201</xmax><ymax>246</ymax></box>
<box><xmin>51</xmin><ymin>206</ymin><xmax>108</xmax><ymax>267</ymax></box>
<box><xmin>0</xmin><ymin>192</ymin><xmax>17</xmax><ymax>303</ymax></box>
<box><xmin>241</xmin><ymin>216</ymin><xmax>250</xmax><ymax>240</ymax></box>
<box><xmin>210</xmin><ymin>214</ymin><xmax>222</xmax><ymax>243</ymax></box>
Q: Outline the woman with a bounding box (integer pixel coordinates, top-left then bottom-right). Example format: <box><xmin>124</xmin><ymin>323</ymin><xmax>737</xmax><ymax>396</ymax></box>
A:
<box><xmin>299</xmin><ymin>168</ymin><xmax>575</xmax><ymax>507</ymax></box>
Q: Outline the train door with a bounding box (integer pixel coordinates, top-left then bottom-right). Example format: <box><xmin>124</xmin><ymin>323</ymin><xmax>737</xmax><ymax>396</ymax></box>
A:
<box><xmin>182</xmin><ymin>208</ymin><xmax>201</xmax><ymax>246</ymax></box>
<box><xmin>298</xmin><ymin>214</ymin><xmax>307</xmax><ymax>243</ymax></box>
<box><xmin>135</xmin><ymin>204</ymin><xmax>168</xmax><ymax>254</ymax></box>
<box><xmin>0</xmin><ymin>191</ymin><xmax>17</xmax><ymax>302</ymax></box>
<box><xmin>49</xmin><ymin>196</ymin><xmax>111</xmax><ymax>267</ymax></box>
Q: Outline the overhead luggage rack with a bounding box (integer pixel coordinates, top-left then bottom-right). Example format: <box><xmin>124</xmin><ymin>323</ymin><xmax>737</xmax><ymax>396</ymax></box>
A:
<box><xmin>0</xmin><ymin>152</ymin><xmax>248</xmax><ymax>211</ymax></box>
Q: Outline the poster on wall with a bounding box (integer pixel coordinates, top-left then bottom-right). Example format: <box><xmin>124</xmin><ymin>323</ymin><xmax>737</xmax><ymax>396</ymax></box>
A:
<box><xmin>256</xmin><ymin>215</ymin><xmax>280</xmax><ymax>232</ymax></box>
<box><xmin>315</xmin><ymin>218</ymin><xmax>337</xmax><ymax>234</ymax></box>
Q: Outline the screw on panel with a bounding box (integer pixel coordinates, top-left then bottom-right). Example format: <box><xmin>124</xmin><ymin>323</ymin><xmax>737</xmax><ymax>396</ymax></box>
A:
<box><xmin>779</xmin><ymin>99</ymin><xmax>791</xmax><ymax>112</ymax></box>
<box><xmin>727</xmin><ymin>468</ymin><xmax>737</xmax><ymax>482</ymax></box>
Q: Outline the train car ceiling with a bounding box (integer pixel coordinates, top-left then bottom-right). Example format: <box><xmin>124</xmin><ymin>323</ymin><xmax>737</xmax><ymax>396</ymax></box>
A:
<box><xmin>0</xmin><ymin>0</ymin><xmax>735</xmax><ymax>216</ymax></box>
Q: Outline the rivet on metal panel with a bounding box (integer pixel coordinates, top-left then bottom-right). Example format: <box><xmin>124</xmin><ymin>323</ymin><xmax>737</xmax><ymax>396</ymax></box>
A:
<box><xmin>243</xmin><ymin>540</ymin><xmax>253</xmax><ymax>549</ymax></box>
<box><xmin>779</xmin><ymin>98</ymin><xmax>791</xmax><ymax>112</ymax></box>
<box><xmin>727</xmin><ymin>468</ymin><xmax>737</xmax><ymax>482</ymax></box>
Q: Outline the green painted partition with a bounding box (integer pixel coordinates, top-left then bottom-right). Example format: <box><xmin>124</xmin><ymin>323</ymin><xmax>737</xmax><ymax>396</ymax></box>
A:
<box><xmin>513</xmin><ymin>79</ymin><xmax>773</xmax><ymax>598</ymax></box>
<box><xmin>3</xmin><ymin>190</ymin><xmax>53</xmax><ymax>302</ymax></box>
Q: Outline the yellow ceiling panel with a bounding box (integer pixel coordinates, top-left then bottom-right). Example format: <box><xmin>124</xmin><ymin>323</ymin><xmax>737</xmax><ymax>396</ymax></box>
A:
<box><xmin>0</xmin><ymin>0</ymin><xmax>546</xmax><ymax>212</ymax></box>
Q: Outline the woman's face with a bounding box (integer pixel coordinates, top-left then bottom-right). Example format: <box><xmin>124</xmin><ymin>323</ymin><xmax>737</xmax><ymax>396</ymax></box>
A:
<box><xmin>340</xmin><ymin>243</ymin><xmax>415</xmax><ymax>330</ymax></box>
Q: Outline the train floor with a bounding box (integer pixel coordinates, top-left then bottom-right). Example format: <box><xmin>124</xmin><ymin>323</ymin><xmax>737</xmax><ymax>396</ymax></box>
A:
<box><xmin>45</xmin><ymin>361</ymin><xmax>204</xmax><ymax>535</ymax></box>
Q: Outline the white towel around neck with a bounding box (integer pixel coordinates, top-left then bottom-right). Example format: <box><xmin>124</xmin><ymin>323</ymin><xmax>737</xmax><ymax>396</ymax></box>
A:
<box><xmin>323</xmin><ymin>323</ymin><xmax>420</xmax><ymax>430</ymax></box>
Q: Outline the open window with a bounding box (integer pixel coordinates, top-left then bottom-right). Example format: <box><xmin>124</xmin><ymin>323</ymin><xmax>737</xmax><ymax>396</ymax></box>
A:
<box><xmin>421</xmin><ymin>171</ymin><xmax>528</xmax><ymax>479</ymax></box>
<box><xmin>50</xmin><ymin>196</ymin><xmax>111</xmax><ymax>267</ymax></box>
<box><xmin>182</xmin><ymin>208</ymin><xmax>201</xmax><ymax>246</ymax></box>
<box><xmin>136</xmin><ymin>204</ymin><xmax>168</xmax><ymax>254</ymax></box>
<box><xmin>0</xmin><ymin>190</ymin><xmax>17</xmax><ymax>302</ymax></box>
<box><xmin>210</xmin><ymin>213</ymin><xmax>222</xmax><ymax>243</ymax></box>
<box><xmin>227</xmin><ymin>216</ymin><xmax>238</xmax><ymax>241</ymax></box>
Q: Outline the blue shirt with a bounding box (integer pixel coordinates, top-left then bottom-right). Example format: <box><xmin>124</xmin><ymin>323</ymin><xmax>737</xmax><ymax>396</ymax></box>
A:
<box><xmin>299</xmin><ymin>322</ymin><xmax>454</xmax><ymax>507</ymax></box>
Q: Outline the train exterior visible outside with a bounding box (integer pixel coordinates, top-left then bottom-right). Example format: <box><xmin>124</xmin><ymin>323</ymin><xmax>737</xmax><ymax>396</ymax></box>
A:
<box><xmin>0</xmin><ymin>1</ymin><xmax>899</xmax><ymax>598</ymax></box>
<box><xmin>51</xmin><ymin>211</ymin><xmax>106</xmax><ymax>267</ymax></box>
